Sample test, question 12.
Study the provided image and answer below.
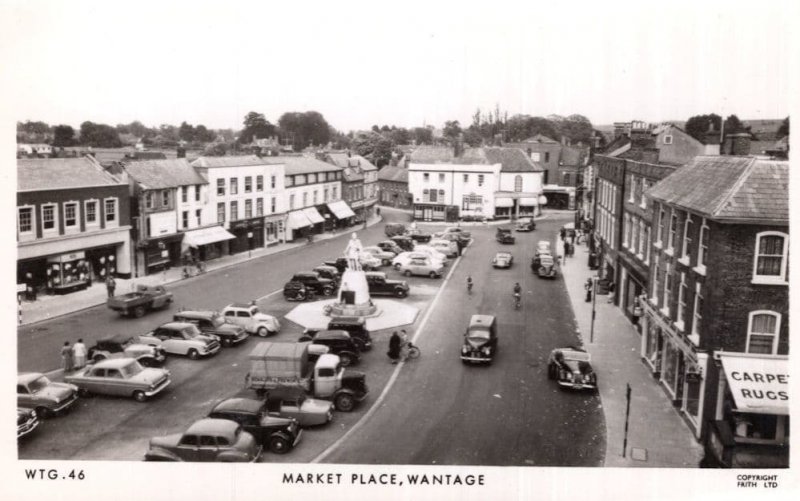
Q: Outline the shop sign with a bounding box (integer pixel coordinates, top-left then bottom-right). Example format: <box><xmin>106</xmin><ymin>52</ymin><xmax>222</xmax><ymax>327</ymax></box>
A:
<box><xmin>47</xmin><ymin>251</ymin><xmax>86</xmax><ymax>263</ymax></box>
<box><xmin>720</xmin><ymin>355</ymin><xmax>789</xmax><ymax>415</ymax></box>
<box><xmin>17</xmin><ymin>283</ymin><xmax>27</xmax><ymax>293</ymax></box>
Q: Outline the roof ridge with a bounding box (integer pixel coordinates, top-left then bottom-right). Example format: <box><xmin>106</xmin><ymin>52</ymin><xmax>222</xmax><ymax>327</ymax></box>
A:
<box><xmin>708</xmin><ymin>156</ymin><xmax>756</xmax><ymax>218</ymax></box>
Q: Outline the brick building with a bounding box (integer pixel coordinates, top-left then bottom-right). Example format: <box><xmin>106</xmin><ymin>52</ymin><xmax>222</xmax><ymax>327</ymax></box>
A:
<box><xmin>17</xmin><ymin>156</ymin><xmax>132</xmax><ymax>295</ymax></box>
<box><xmin>377</xmin><ymin>162</ymin><xmax>411</xmax><ymax>209</ymax></box>
<box><xmin>640</xmin><ymin>156</ymin><xmax>788</xmax><ymax>467</ymax></box>
<box><xmin>593</xmin><ymin>155</ymin><xmax>625</xmax><ymax>283</ymax></box>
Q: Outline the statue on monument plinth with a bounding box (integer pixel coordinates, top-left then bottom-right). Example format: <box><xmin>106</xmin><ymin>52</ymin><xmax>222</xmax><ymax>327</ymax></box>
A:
<box><xmin>344</xmin><ymin>232</ymin><xmax>363</xmax><ymax>271</ymax></box>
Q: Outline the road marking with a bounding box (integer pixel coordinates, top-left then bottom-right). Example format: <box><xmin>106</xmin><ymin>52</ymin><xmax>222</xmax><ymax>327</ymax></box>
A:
<box><xmin>256</xmin><ymin>289</ymin><xmax>282</xmax><ymax>302</ymax></box>
<box><xmin>311</xmin><ymin>246</ymin><xmax>465</xmax><ymax>463</ymax></box>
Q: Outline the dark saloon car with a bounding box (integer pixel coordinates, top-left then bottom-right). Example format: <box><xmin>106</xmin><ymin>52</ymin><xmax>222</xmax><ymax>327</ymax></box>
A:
<box><xmin>389</xmin><ymin>235</ymin><xmax>415</xmax><ymax>252</ymax></box>
<box><xmin>376</xmin><ymin>240</ymin><xmax>404</xmax><ymax>255</ymax></box>
<box><xmin>461</xmin><ymin>315</ymin><xmax>498</xmax><ymax>364</ymax></box>
<box><xmin>288</xmin><ymin>272</ymin><xmax>335</xmax><ymax>296</ymax></box>
<box><xmin>173</xmin><ymin>310</ymin><xmax>248</xmax><ymax>347</ymax></box>
<box><xmin>145</xmin><ymin>418</ymin><xmax>262</xmax><ymax>462</ymax></box>
<box><xmin>208</xmin><ymin>398</ymin><xmax>302</xmax><ymax>454</ymax></box>
<box><xmin>298</xmin><ymin>330</ymin><xmax>361</xmax><ymax>366</ymax></box>
<box><xmin>87</xmin><ymin>334</ymin><xmax>166</xmax><ymax>367</ymax></box>
<box><xmin>305</xmin><ymin>318</ymin><xmax>372</xmax><ymax>352</ymax></box>
<box><xmin>17</xmin><ymin>408</ymin><xmax>39</xmax><ymax>439</ymax></box>
<box><xmin>283</xmin><ymin>281</ymin><xmax>316</xmax><ymax>301</ymax></box>
<box><xmin>312</xmin><ymin>265</ymin><xmax>341</xmax><ymax>285</ymax></box>
<box><xmin>496</xmin><ymin>227</ymin><xmax>516</xmax><ymax>244</ymax></box>
<box><xmin>384</xmin><ymin>222</ymin><xmax>407</xmax><ymax>237</ymax></box>
<box><xmin>547</xmin><ymin>347</ymin><xmax>597</xmax><ymax>391</ymax></box>
<box><xmin>406</xmin><ymin>227</ymin><xmax>432</xmax><ymax>243</ymax></box>
<box><xmin>515</xmin><ymin>219</ymin><xmax>536</xmax><ymax>232</ymax></box>
<box><xmin>365</xmin><ymin>271</ymin><xmax>410</xmax><ymax>298</ymax></box>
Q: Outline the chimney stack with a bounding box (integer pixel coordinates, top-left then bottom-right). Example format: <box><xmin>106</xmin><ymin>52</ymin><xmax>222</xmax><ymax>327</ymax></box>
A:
<box><xmin>724</xmin><ymin>133</ymin><xmax>752</xmax><ymax>156</ymax></box>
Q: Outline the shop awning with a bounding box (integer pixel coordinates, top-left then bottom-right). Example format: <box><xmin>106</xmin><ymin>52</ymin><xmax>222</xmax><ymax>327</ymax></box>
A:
<box><xmin>303</xmin><ymin>207</ymin><xmax>325</xmax><ymax>225</ymax></box>
<box><xmin>519</xmin><ymin>197</ymin><xmax>539</xmax><ymax>206</ymax></box>
<box><xmin>495</xmin><ymin>198</ymin><xmax>513</xmax><ymax>208</ymax></box>
<box><xmin>327</xmin><ymin>200</ymin><xmax>356</xmax><ymax>219</ymax></box>
<box><xmin>719</xmin><ymin>353</ymin><xmax>789</xmax><ymax>415</ymax></box>
<box><xmin>182</xmin><ymin>226</ymin><xmax>235</xmax><ymax>249</ymax></box>
<box><xmin>287</xmin><ymin>210</ymin><xmax>312</xmax><ymax>229</ymax></box>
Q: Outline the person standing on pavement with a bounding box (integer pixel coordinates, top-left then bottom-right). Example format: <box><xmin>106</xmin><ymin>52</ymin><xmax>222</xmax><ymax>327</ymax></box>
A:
<box><xmin>106</xmin><ymin>275</ymin><xmax>116</xmax><ymax>298</ymax></box>
<box><xmin>61</xmin><ymin>341</ymin><xmax>74</xmax><ymax>373</ymax></box>
<box><xmin>607</xmin><ymin>279</ymin><xmax>616</xmax><ymax>304</ymax></box>
<box><xmin>73</xmin><ymin>338</ymin><xmax>87</xmax><ymax>369</ymax></box>
<box><xmin>585</xmin><ymin>278</ymin><xmax>593</xmax><ymax>302</ymax></box>
<box><xmin>388</xmin><ymin>331</ymin><xmax>402</xmax><ymax>364</ymax></box>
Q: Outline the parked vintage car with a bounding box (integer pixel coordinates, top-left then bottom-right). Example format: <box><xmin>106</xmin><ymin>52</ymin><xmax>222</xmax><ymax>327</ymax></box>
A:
<box><xmin>428</xmin><ymin>239</ymin><xmax>459</xmax><ymax>258</ymax></box>
<box><xmin>365</xmin><ymin>271</ymin><xmax>410</xmax><ymax>298</ymax></box>
<box><xmin>207</xmin><ymin>398</ymin><xmax>302</xmax><ymax>454</ymax></box>
<box><xmin>442</xmin><ymin>226</ymin><xmax>471</xmax><ymax>240</ymax></box>
<box><xmin>17</xmin><ymin>408</ymin><xmax>39</xmax><ymax>439</ymax></box>
<box><xmin>312</xmin><ymin>265</ymin><xmax>341</xmax><ymax>285</ymax></box>
<box><xmin>305</xmin><ymin>317</ymin><xmax>373</xmax><ymax>352</ymax></box>
<box><xmin>389</xmin><ymin>235</ymin><xmax>415</xmax><ymax>252</ymax></box>
<box><xmin>405</xmin><ymin>227</ymin><xmax>432</xmax><ymax>243</ymax></box>
<box><xmin>265</xmin><ymin>386</ymin><xmax>334</xmax><ymax>428</ymax></box>
<box><xmin>534</xmin><ymin>253</ymin><xmax>558</xmax><ymax>278</ymax></box>
<box><xmin>535</xmin><ymin>240</ymin><xmax>552</xmax><ymax>256</ymax></box>
<box><xmin>221</xmin><ymin>303</ymin><xmax>281</xmax><ymax>337</ymax></box>
<box><xmin>288</xmin><ymin>272</ymin><xmax>335</xmax><ymax>296</ymax></box>
<box><xmin>87</xmin><ymin>334</ymin><xmax>167</xmax><ymax>366</ymax></box>
<box><xmin>145</xmin><ymin>418</ymin><xmax>262</xmax><ymax>462</ymax></box>
<box><xmin>384</xmin><ymin>222</ymin><xmax>407</xmax><ymax>237</ymax></box>
<box><xmin>396</xmin><ymin>256</ymin><xmax>444</xmax><ymax>278</ymax></box>
<box><xmin>362</xmin><ymin>246</ymin><xmax>396</xmax><ymax>265</ymax></box>
<box><xmin>322</xmin><ymin>257</ymin><xmax>349</xmax><ymax>274</ymax></box>
<box><xmin>106</xmin><ymin>285</ymin><xmax>173</xmax><ymax>318</ymax></box>
<box><xmin>492</xmin><ymin>252</ymin><xmax>514</xmax><ymax>269</ymax></box>
<box><xmin>139</xmin><ymin>322</ymin><xmax>221</xmax><ymax>359</ymax></box>
<box><xmin>515</xmin><ymin>219</ymin><xmax>536</xmax><ymax>232</ymax></box>
<box><xmin>283</xmin><ymin>281</ymin><xmax>317</xmax><ymax>302</ymax></box>
<box><xmin>547</xmin><ymin>346</ymin><xmax>597</xmax><ymax>391</ymax></box>
<box><xmin>496</xmin><ymin>227</ymin><xmax>516</xmax><ymax>244</ymax></box>
<box><xmin>65</xmin><ymin>358</ymin><xmax>171</xmax><ymax>402</ymax></box>
<box><xmin>376</xmin><ymin>240</ymin><xmax>404</xmax><ymax>255</ymax></box>
<box><xmin>392</xmin><ymin>251</ymin><xmax>445</xmax><ymax>270</ymax></box>
<box><xmin>461</xmin><ymin>315</ymin><xmax>498</xmax><ymax>364</ymax></box>
<box><xmin>411</xmin><ymin>245</ymin><xmax>449</xmax><ymax>265</ymax></box>
<box><xmin>172</xmin><ymin>310</ymin><xmax>249</xmax><ymax>346</ymax></box>
<box><xmin>297</xmin><ymin>330</ymin><xmax>361</xmax><ymax>366</ymax></box>
<box><xmin>17</xmin><ymin>373</ymin><xmax>79</xmax><ymax>418</ymax></box>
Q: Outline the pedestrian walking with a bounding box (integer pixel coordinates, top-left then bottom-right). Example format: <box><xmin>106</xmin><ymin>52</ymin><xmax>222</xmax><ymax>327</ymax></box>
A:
<box><xmin>61</xmin><ymin>341</ymin><xmax>74</xmax><ymax>373</ymax></box>
<box><xmin>73</xmin><ymin>338</ymin><xmax>87</xmax><ymax>369</ymax></box>
<box><xmin>607</xmin><ymin>279</ymin><xmax>616</xmax><ymax>304</ymax></box>
<box><xmin>632</xmin><ymin>297</ymin><xmax>643</xmax><ymax>325</ymax></box>
<box><xmin>566</xmin><ymin>235</ymin><xmax>575</xmax><ymax>257</ymax></box>
<box><xmin>584</xmin><ymin>278</ymin><xmax>593</xmax><ymax>302</ymax></box>
<box><xmin>106</xmin><ymin>275</ymin><xmax>116</xmax><ymax>298</ymax></box>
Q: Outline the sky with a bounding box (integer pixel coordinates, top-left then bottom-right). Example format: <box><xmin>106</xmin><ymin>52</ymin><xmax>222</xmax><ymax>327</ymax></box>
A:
<box><xmin>1</xmin><ymin>0</ymin><xmax>796</xmax><ymax>133</ymax></box>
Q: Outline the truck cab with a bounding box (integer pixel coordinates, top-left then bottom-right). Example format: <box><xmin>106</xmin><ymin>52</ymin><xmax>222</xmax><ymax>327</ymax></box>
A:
<box><xmin>311</xmin><ymin>354</ymin><xmax>368</xmax><ymax>411</ymax></box>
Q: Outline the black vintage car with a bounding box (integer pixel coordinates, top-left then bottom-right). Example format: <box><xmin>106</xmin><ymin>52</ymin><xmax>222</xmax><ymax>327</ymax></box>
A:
<box><xmin>376</xmin><ymin>240</ymin><xmax>404</xmax><ymax>255</ymax></box>
<box><xmin>297</xmin><ymin>330</ymin><xmax>361</xmax><ymax>366</ymax></box>
<box><xmin>365</xmin><ymin>271</ymin><xmax>409</xmax><ymax>298</ymax></box>
<box><xmin>283</xmin><ymin>281</ymin><xmax>316</xmax><ymax>301</ymax></box>
<box><xmin>207</xmin><ymin>398</ymin><xmax>302</xmax><ymax>454</ymax></box>
<box><xmin>172</xmin><ymin>310</ymin><xmax>249</xmax><ymax>347</ymax></box>
<box><xmin>461</xmin><ymin>315</ymin><xmax>498</xmax><ymax>364</ymax></box>
<box><xmin>389</xmin><ymin>235</ymin><xmax>415</xmax><ymax>252</ymax></box>
<box><xmin>321</xmin><ymin>258</ymin><xmax>349</xmax><ymax>274</ymax></box>
<box><xmin>384</xmin><ymin>223</ymin><xmax>407</xmax><ymax>237</ymax></box>
<box><xmin>515</xmin><ymin>219</ymin><xmax>536</xmax><ymax>232</ymax></box>
<box><xmin>87</xmin><ymin>334</ymin><xmax>167</xmax><ymax>367</ymax></box>
<box><xmin>406</xmin><ymin>227</ymin><xmax>432</xmax><ymax>243</ymax></box>
<box><xmin>547</xmin><ymin>346</ymin><xmax>597</xmax><ymax>391</ymax></box>
<box><xmin>288</xmin><ymin>272</ymin><xmax>334</xmax><ymax>296</ymax></box>
<box><xmin>316</xmin><ymin>317</ymin><xmax>372</xmax><ymax>352</ymax></box>
<box><xmin>312</xmin><ymin>265</ymin><xmax>340</xmax><ymax>286</ymax></box>
<box><xmin>496</xmin><ymin>228</ymin><xmax>516</xmax><ymax>244</ymax></box>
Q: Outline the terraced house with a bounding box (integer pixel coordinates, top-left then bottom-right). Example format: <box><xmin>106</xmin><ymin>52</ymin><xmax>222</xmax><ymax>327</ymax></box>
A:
<box><xmin>640</xmin><ymin>156</ymin><xmax>789</xmax><ymax>468</ymax></box>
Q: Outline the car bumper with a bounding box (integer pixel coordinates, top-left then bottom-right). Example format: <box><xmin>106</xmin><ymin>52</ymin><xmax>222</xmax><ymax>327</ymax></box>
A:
<box><xmin>200</xmin><ymin>344</ymin><xmax>221</xmax><ymax>356</ymax></box>
<box><xmin>293</xmin><ymin>429</ymin><xmax>303</xmax><ymax>448</ymax></box>
<box><xmin>51</xmin><ymin>392</ymin><xmax>79</xmax><ymax>413</ymax></box>
<box><xmin>461</xmin><ymin>354</ymin><xmax>493</xmax><ymax>363</ymax></box>
<box><xmin>17</xmin><ymin>416</ymin><xmax>39</xmax><ymax>438</ymax></box>
<box><xmin>225</xmin><ymin>333</ymin><xmax>250</xmax><ymax>345</ymax></box>
<box><xmin>145</xmin><ymin>378</ymin><xmax>171</xmax><ymax>397</ymax></box>
<box><xmin>556</xmin><ymin>380</ymin><xmax>596</xmax><ymax>390</ymax></box>
<box><xmin>251</xmin><ymin>445</ymin><xmax>263</xmax><ymax>462</ymax></box>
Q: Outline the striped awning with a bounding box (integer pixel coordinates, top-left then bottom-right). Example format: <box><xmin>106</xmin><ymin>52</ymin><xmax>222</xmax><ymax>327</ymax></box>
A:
<box><xmin>327</xmin><ymin>200</ymin><xmax>356</xmax><ymax>219</ymax></box>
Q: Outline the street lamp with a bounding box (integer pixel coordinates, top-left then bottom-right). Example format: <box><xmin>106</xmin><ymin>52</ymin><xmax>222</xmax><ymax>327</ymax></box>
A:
<box><xmin>589</xmin><ymin>276</ymin><xmax>598</xmax><ymax>343</ymax></box>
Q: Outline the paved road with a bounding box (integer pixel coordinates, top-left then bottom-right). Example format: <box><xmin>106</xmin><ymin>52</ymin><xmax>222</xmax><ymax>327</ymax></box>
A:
<box><xmin>320</xmin><ymin>215</ymin><xmax>606</xmax><ymax>466</ymax></box>
<box><xmin>18</xmin><ymin>211</ymin><xmax>605</xmax><ymax>466</ymax></box>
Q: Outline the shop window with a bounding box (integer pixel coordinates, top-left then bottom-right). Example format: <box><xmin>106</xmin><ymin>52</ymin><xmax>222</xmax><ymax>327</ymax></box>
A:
<box><xmin>746</xmin><ymin>311</ymin><xmax>781</xmax><ymax>354</ymax></box>
<box><xmin>64</xmin><ymin>202</ymin><xmax>78</xmax><ymax>229</ymax></box>
<box><xmin>230</xmin><ymin>201</ymin><xmax>238</xmax><ymax>221</ymax></box>
<box><xmin>217</xmin><ymin>179</ymin><xmax>225</xmax><ymax>196</ymax></box>
<box><xmin>161</xmin><ymin>190</ymin><xmax>170</xmax><ymax>207</ymax></box>
<box><xmin>245</xmin><ymin>176</ymin><xmax>252</xmax><ymax>193</ymax></box>
<box><xmin>753</xmin><ymin>232</ymin><xmax>788</xmax><ymax>284</ymax></box>
<box><xmin>230</xmin><ymin>177</ymin><xmax>238</xmax><ymax>195</ymax></box>
<box><xmin>684</xmin><ymin>377</ymin><xmax>701</xmax><ymax>419</ymax></box>
<box><xmin>181</xmin><ymin>186</ymin><xmax>188</xmax><ymax>203</ymax></box>
<box><xmin>85</xmin><ymin>200</ymin><xmax>98</xmax><ymax>226</ymax></box>
<box><xmin>661</xmin><ymin>342</ymin><xmax>679</xmax><ymax>396</ymax></box>
<box><xmin>104</xmin><ymin>199</ymin><xmax>117</xmax><ymax>225</ymax></box>
<box><xmin>182</xmin><ymin>211</ymin><xmax>189</xmax><ymax>229</ymax></box>
<box><xmin>146</xmin><ymin>192</ymin><xmax>155</xmax><ymax>209</ymax></box>
<box><xmin>18</xmin><ymin>206</ymin><xmax>34</xmax><ymax>235</ymax></box>
<box><xmin>217</xmin><ymin>202</ymin><xmax>225</xmax><ymax>223</ymax></box>
<box><xmin>245</xmin><ymin>199</ymin><xmax>252</xmax><ymax>219</ymax></box>
<box><xmin>195</xmin><ymin>185</ymin><xmax>201</xmax><ymax>201</ymax></box>
<box><xmin>256</xmin><ymin>199</ymin><xmax>263</xmax><ymax>216</ymax></box>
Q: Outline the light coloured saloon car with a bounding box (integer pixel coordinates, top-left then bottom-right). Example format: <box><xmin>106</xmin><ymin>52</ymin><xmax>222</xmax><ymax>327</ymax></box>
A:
<box><xmin>361</xmin><ymin>246</ymin><xmax>396</xmax><ymax>265</ymax></box>
<box><xmin>64</xmin><ymin>358</ymin><xmax>171</xmax><ymax>402</ymax></box>
<box><xmin>221</xmin><ymin>303</ymin><xmax>281</xmax><ymax>337</ymax></box>
<box><xmin>428</xmin><ymin>238</ymin><xmax>459</xmax><ymax>258</ymax></box>
<box><xmin>17</xmin><ymin>372</ymin><xmax>79</xmax><ymax>418</ymax></box>
<box><xmin>392</xmin><ymin>251</ymin><xmax>445</xmax><ymax>270</ymax></box>
<box><xmin>397</xmin><ymin>256</ymin><xmax>444</xmax><ymax>278</ymax></box>
<box><xmin>140</xmin><ymin>322</ymin><xmax>221</xmax><ymax>359</ymax></box>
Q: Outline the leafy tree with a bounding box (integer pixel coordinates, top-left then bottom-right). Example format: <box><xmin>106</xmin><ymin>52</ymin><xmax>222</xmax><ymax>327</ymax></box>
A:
<box><xmin>723</xmin><ymin>114</ymin><xmax>752</xmax><ymax>137</ymax></box>
<box><xmin>685</xmin><ymin>114</ymin><xmax>722</xmax><ymax>142</ymax></box>
<box><xmin>462</xmin><ymin>128</ymin><xmax>483</xmax><ymax>147</ymax></box>
<box><xmin>443</xmin><ymin>120</ymin><xmax>462</xmax><ymax>140</ymax></box>
<box><xmin>194</xmin><ymin>125</ymin><xmax>216</xmax><ymax>143</ymax></box>
<box><xmin>411</xmin><ymin>127</ymin><xmax>433</xmax><ymax>145</ymax></box>
<box><xmin>351</xmin><ymin>131</ymin><xmax>393</xmax><ymax>167</ymax></box>
<box><xmin>389</xmin><ymin>127</ymin><xmax>411</xmax><ymax>145</ymax></box>
<box><xmin>557</xmin><ymin>114</ymin><xmax>594</xmax><ymax>145</ymax></box>
<box><xmin>239</xmin><ymin>111</ymin><xmax>277</xmax><ymax>144</ymax></box>
<box><xmin>79</xmin><ymin>121</ymin><xmax>123</xmax><ymax>147</ymax></box>
<box><xmin>52</xmin><ymin>125</ymin><xmax>76</xmax><ymax>147</ymax></box>
<box><xmin>19</xmin><ymin>120</ymin><xmax>50</xmax><ymax>135</ymax></box>
<box><xmin>178</xmin><ymin>121</ymin><xmax>195</xmax><ymax>142</ymax></box>
<box><xmin>777</xmin><ymin>116</ymin><xmax>789</xmax><ymax>138</ymax></box>
<box><xmin>202</xmin><ymin>142</ymin><xmax>229</xmax><ymax>156</ymax></box>
<box><xmin>278</xmin><ymin>111</ymin><xmax>331</xmax><ymax>151</ymax></box>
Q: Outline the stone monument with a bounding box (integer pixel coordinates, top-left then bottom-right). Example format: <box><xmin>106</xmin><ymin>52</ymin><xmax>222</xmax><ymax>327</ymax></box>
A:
<box><xmin>328</xmin><ymin>232</ymin><xmax>378</xmax><ymax>317</ymax></box>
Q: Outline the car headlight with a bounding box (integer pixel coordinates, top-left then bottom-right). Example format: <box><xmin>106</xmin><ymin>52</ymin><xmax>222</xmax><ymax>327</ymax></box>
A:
<box><xmin>482</xmin><ymin>347</ymin><xmax>490</xmax><ymax>355</ymax></box>
<box><xmin>461</xmin><ymin>346</ymin><xmax>468</xmax><ymax>353</ymax></box>
<box><xmin>566</xmin><ymin>373</ymin><xmax>573</xmax><ymax>380</ymax></box>
<box><xmin>31</xmin><ymin>410</ymin><xmax>37</xmax><ymax>418</ymax></box>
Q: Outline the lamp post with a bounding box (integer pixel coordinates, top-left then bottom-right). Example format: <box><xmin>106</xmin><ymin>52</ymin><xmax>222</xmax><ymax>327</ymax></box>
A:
<box><xmin>590</xmin><ymin>275</ymin><xmax>598</xmax><ymax>343</ymax></box>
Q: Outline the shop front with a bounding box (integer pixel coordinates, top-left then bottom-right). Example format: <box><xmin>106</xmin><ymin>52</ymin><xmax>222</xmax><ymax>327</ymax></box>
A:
<box><xmin>494</xmin><ymin>197</ymin><xmax>513</xmax><ymax>219</ymax></box>
<box><xmin>326</xmin><ymin>200</ymin><xmax>356</xmax><ymax>230</ymax></box>
<box><xmin>181</xmin><ymin>225</ymin><xmax>236</xmax><ymax>262</ymax></box>
<box><xmin>263</xmin><ymin>214</ymin><xmax>284</xmax><ymax>245</ymax></box>
<box><xmin>286</xmin><ymin>210</ymin><xmax>313</xmax><ymax>241</ymax></box>
<box><xmin>303</xmin><ymin>207</ymin><xmax>325</xmax><ymax>235</ymax></box>
<box><xmin>542</xmin><ymin>186</ymin><xmax>576</xmax><ymax>210</ymax></box>
<box><xmin>228</xmin><ymin>218</ymin><xmax>265</xmax><ymax>255</ymax></box>
<box><xmin>413</xmin><ymin>204</ymin><xmax>447</xmax><ymax>221</ymax></box>
<box><xmin>139</xmin><ymin>233</ymin><xmax>184</xmax><ymax>275</ymax></box>
<box><xmin>706</xmin><ymin>353</ymin><xmax>789</xmax><ymax>468</ymax></box>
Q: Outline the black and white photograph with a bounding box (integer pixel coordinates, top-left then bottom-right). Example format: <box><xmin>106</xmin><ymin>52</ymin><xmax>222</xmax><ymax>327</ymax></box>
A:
<box><xmin>2</xmin><ymin>0</ymin><xmax>797</xmax><ymax>500</ymax></box>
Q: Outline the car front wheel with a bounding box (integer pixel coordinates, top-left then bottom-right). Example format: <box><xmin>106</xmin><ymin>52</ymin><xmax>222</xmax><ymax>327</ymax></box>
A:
<box><xmin>429</xmin><ymin>271</ymin><xmax>438</xmax><ymax>278</ymax></box>
<box><xmin>133</xmin><ymin>306</ymin><xmax>146</xmax><ymax>318</ymax></box>
<box><xmin>395</xmin><ymin>288</ymin><xmax>407</xmax><ymax>298</ymax></box>
<box><xmin>268</xmin><ymin>434</ymin><xmax>291</xmax><ymax>454</ymax></box>
<box><xmin>404</xmin><ymin>270</ymin><xmax>411</xmax><ymax>277</ymax></box>
<box><xmin>257</xmin><ymin>326</ymin><xmax>268</xmax><ymax>337</ymax></box>
<box><xmin>187</xmin><ymin>349</ymin><xmax>199</xmax><ymax>360</ymax></box>
<box><xmin>334</xmin><ymin>393</ymin><xmax>355</xmax><ymax>412</ymax></box>
<box><xmin>133</xmin><ymin>390</ymin><xmax>147</xmax><ymax>402</ymax></box>
<box><xmin>35</xmin><ymin>406</ymin><xmax>52</xmax><ymax>419</ymax></box>
<box><xmin>394</xmin><ymin>263</ymin><xmax>401</xmax><ymax>270</ymax></box>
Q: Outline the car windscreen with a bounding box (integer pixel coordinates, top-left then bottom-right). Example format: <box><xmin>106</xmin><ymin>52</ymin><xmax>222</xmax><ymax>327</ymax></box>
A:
<box><xmin>121</xmin><ymin>361</ymin><xmax>144</xmax><ymax>377</ymax></box>
<box><xmin>183</xmin><ymin>325</ymin><xmax>202</xmax><ymax>337</ymax></box>
<box><xmin>28</xmin><ymin>376</ymin><xmax>50</xmax><ymax>392</ymax></box>
<box><xmin>211</xmin><ymin>315</ymin><xmax>226</xmax><ymax>327</ymax></box>
<box><xmin>467</xmin><ymin>327</ymin><xmax>491</xmax><ymax>343</ymax></box>
<box><xmin>563</xmin><ymin>351</ymin><xmax>591</xmax><ymax>362</ymax></box>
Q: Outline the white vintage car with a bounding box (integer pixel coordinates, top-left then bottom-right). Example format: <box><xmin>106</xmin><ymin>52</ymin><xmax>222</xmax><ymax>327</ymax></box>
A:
<box><xmin>428</xmin><ymin>239</ymin><xmax>459</xmax><ymax>258</ymax></box>
<box><xmin>392</xmin><ymin>251</ymin><xmax>445</xmax><ymax>270</ymax></box>
<box><xmin>411</xmin><ymin>245</ymin><xmax>449</xmax><ymax>265</ymax></box>
<box><xmin>139</xmin><ymin>322</ymin><xmax>221</xmax><ymax>359</ymax></box>
<box><xmin>361</xmin><ymin>246</ymin><xmax>396</xmax><ymax>265</ymax></box>
<box><xmin>221</xmin><ymin>303</ymin><xmax>281</xmax><ymax>337</ymax></box>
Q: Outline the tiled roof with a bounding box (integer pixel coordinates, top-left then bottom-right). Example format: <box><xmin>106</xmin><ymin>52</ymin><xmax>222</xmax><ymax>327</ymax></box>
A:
<box><xmin>409</xmin><ymin>146</ymin><xmax>489</xmax><ymax>165</ymax></box>
<box><xmin>483</xmin><ymin>147</ymin><xmax>543</xmax><ymax>172</ymax></box>
<box><xmin>342</xmin><ymin>166</ymin><xmax>365</xmax><ymax>182</ymax></box>
<box><xmin>124</xmin><ymin>159</ymin><xmax>207</xmax><ymax>189</ymax></box>
<box><xmin>377</xmin><ymin>165</ymin><xmax>408</xmax><ymax>183</ymax></box>
<box><xmin>18</xmin><ymin>156</ymin><xmax>124</xmax><ymax>191</ymax></box>
<box><xmin>191</xmin><ymin>155</ymin><xmax>270</xmax><ymax>168</ymax></box>
<box><xmin>520</xmin><ymin>134</ymin><xmax>558</xmax><ymax>144</ymax></box>
<box><xmin>646</xmin><ymin>156</ymin><xmax>788</xmax><ymax>222</ymax></box>
<box><xmin>274</xmin><ymin>155</ymin><xmax>342</xmax><ymax>175</ymax></box>
<box><xmin>325</xmin><ymin>152</ymin><xmax>378</xmax><ymax>172</ymax></box>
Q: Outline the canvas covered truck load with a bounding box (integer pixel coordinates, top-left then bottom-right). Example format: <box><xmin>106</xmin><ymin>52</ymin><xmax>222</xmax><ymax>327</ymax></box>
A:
<box><xmin>246</xmin><ymin>342</ymin><xmax>313</xmax><ymax>391</ymax></box>
<box><xmin>107</xmin><ymin>285</ymin><xmax>173</xmax><ymax>318</ymax></box>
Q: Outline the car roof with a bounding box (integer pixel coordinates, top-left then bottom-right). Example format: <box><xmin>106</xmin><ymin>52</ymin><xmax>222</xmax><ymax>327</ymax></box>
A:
<box><xmin>92</xmin><ymin>358</ymin><xmax>139</xmax><ymax>369</ymax></box>
<box><xmin>469</xmin><ymin>314</ymin><xmax>496</xmax><ymax>327</ymax></box>
<box><xmin>495</xmin><ymin>252</ymin><xmax>512</xmax><ymax>257</ymax></box>
<box><xmin>187</xmin><ymin>418</ymin><xmax>239</xmax><ymax>437</ymax></box>
<box><xmin>97</xmin><ymin>333</ymin><xmax>137</xmax><ymax>344</ymax></box>
<box><xmin>158</xmin><ymin>321</ymin><xmax>194</xmax><ymax>330</ymax></box>
<box><xmin>316</xmin><ymin>353</ymin><xmax>341</xmax><ymax>369</ymax></box>
<box><xmin>174</xmin><ymin>310</ymin><xmax>215</xmax><ymax>319</ymax></box>
<box><xmin>18</xmin><ymin>372</ymin><xmax>45</xmax><ymax>384</ymax></box>
<box><xmin>329</xmin><ymin>317</ymin><xmax>364</xmax><ymax>325</ymax></box>
<box><xmin>315</xmin><ymin>330</ymin><xmax>351</xmax><ymax>340</ymax></box>
<box><xmin>364</xmin><ymin>271</ymin><xmax>387</xmax><ymax>279</ymax></box>
<box><xmin>212</xmin><ymin>398</ymin><xmax>264</xmax><ymax>414</ymax></box>
<box><xmin>226</xmin><ymin>303</ymin><xmax>255</xmax><ymax>309</ymax></box>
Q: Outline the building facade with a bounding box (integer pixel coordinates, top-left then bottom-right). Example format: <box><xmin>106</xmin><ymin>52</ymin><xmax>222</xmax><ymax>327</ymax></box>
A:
<box><xmin>17</xmin><ymin>157</ymin><xmax>132</xmax><ymax>295</ymax></box>
<box><xmin>593</xmin><ymin>155</ymin><xmax>625</xmax><ymax>284</ymax></box>
<box><xmin>641</xmin><ymin>156</ymin><xmax>789</xmax><ymax>467</ymax></box>
<box><xmin>321</xmin><ymin>152</ymin><xmax>378</xmax><ymax>224</ymax></box>
<box><xmin>279</xmin><ymin>156</ymin><xmax>344</xmax><ymax>241</ymax></box>
<box><xmin>377</xmin><ymin>163</ymin><xmax>411</xmax><ymax>209</ymax></box>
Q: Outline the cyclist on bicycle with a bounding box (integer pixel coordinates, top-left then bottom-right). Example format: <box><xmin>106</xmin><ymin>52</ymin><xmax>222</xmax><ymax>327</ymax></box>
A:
<box><xmin>513</xmin><ymin>282</ymin><xmax>522</xmax><ymax>308</ymax></box>
<box><xmin>466</xmin><ymin>275</ymin><xmax>473</xmax><ymax>293</ymax></box>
